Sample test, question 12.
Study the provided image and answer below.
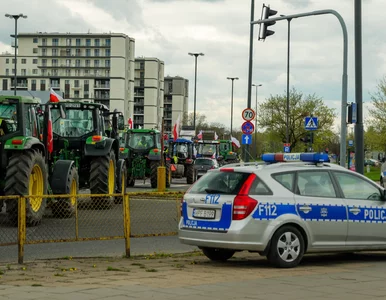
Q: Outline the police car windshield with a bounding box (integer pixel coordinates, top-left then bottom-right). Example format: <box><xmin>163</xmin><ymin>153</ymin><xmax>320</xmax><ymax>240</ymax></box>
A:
<box><xmin>188</xmin><ymin>171</ymin><xmax>250</xmax><ymax>195</ymax></box>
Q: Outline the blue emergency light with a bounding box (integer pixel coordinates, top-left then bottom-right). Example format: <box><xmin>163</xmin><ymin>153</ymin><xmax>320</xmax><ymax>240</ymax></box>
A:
<box><xmin>261</xmin><ymin>152</ymin><xmax>330</xmax><ymax>163</ymax></box>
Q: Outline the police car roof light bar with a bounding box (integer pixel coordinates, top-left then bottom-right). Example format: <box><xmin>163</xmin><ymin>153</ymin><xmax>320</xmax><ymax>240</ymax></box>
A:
<box><xmin>261</xmin><ymin>153</ymin><xmax>330</xmax><ymax>163</ymax></box>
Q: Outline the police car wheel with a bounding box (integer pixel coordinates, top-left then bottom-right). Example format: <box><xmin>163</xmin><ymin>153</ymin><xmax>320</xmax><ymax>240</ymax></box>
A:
<box><xmin>267</xmin><ymin>226</ymin><xmax>304</xmax><ymax>268</ymax></box>
<box><xmin>201</xmin><ymin>247</ymin><xmax>235</xmax><ymax>261</ymax></box>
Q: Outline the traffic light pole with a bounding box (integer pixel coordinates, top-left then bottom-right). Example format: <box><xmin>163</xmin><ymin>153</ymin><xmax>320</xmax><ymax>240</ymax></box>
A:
<box><xmin>251</xmin><ymin>9</ymin><xmax>348</xmax><ymax>167</ymax></box>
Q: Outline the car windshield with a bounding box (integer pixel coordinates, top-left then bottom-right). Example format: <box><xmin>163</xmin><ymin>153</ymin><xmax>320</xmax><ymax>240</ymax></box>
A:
<box><xmin>188</xmin><ymin>171</ymin><xmax>250</xmax><ymax>194</ymax></box>
<box><xmin>51</xmin><ymin>108</ymin><xmax>94</xmax><ymax>137</ymax></box>
<box><xmin>199</xmin><ymin>144</ymin><xmax>217</xmax><ymax>154</ymax></box>
<box><xmin>195</xmin><ymin>159</ymin><xmax>214</xmax><ymax>166</ymax></box>
<box><xmin>128</xmin><ymin>133</ymin><xmax>156</xmax><ymax>150</ymax></box>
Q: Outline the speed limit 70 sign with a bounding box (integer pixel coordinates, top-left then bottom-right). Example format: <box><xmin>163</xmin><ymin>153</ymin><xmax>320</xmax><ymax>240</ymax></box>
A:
<box><xmin>242</xmin><ymin>108</ymin><xmax>256</xmax><ymax>121</ymax></box>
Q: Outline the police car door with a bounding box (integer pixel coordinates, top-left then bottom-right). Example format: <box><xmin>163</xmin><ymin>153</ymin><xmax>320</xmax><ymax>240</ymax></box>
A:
<box><xmin>332</xmin><ymin>171</ymin><xmax>386</xmax><ymax>246</ymax></box>
<box><xmin>294</xmin><ymin>170</ymin><xmax>348</xmax><ymax>247</ymax></box>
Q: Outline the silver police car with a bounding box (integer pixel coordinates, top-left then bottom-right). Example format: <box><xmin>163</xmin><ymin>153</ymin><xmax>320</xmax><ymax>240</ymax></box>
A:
<box><xmin>178</xmin><ymin>153</ymin><xmax>386</xmax><ymax>268</ymax></box>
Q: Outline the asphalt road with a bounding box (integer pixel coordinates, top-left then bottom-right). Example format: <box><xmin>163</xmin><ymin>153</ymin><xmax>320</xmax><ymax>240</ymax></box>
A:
<box><xmin>0</xmin><ymin>178</ymin><xmax>192</xmax><ymax>263</ymax></box>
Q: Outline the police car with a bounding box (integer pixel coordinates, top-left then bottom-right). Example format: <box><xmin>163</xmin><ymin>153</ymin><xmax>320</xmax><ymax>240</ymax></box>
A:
<box><xmin>178</xmin><ymin>153</ymin><xmax>386</xmax><ymax>268</ymax></box>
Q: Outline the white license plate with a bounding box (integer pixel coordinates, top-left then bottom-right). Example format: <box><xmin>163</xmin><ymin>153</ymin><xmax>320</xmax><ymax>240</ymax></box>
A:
<box><xmin>193</xmin><ymin>208</ymin><xmax>215</xmax><ymax>219</ymax></box>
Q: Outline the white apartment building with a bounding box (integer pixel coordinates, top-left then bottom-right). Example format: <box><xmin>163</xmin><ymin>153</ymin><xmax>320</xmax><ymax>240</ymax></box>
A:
<box><xmin>164</xmin><ymin>76</ymin><xmax>189</xmax><ymax>134</ymax></box>
<box><xmin>0</xmin><ymin>32</ymin><xmax>135</xmax><ymax>118</ymax></box>
<box><xmin>133</xmin><ymin>57</ymin><xmax>164</xmax><ymax>129</ymax></box>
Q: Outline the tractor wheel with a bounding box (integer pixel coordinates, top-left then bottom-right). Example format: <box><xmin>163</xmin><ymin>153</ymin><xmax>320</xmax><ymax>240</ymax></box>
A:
<box><xmin>5</xmin><ymin>149</ymin><xmax>47</xmax><ymax>226</ymax></box>
<box><xmin>150</xmin><ymin>161</ymin><xmax>160</xmax><ymax>188</ymax></box>
<box><xmin>128</xmin><ymin>177</ymin><xmax>135</xmax><ymax>187</ymax></box>
<box><xmin>186</xmin><ymin>164</ymin><xmax>195</xmax><ymax>184</ymax></box>
<box><xmin>51</xmin><ymin>166</ymin><xmax>78</xmax><ymax>218</ymax></box>
<box><xmin>90</xmin><ymin>151</ymin><xmax>116</xmax><ymax>209</ymax></box>
<box><xmin>115</xmin><ymin>159</ymin><xmax>127</xmax><ymax>204</ymax></box>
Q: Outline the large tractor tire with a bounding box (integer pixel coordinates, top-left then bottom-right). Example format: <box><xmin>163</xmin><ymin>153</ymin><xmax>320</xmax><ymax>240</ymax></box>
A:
<box><xmin>166</xmin><ymin>162</ymin><xmax>171</xmax><ymax>188</ymax></box>
<box><xmin>4</xmin><ymin>149</ymin><xmax>47</xmax><ymax>226</ymax></box>
<box><xmin>186</xmin><ymin>164</ymin><xmax>195</xmax><ymax>184</ymax></box>
<box><xmin>150</xmin><ymin>161</ymin><xmax>160</xmax><ymax>189</ymax></box>
<box><xmin>51</xmin><ymin>165</ymin><xmax>79</xmax><ymax>218</ymax></box>
<box><xmin>90</xmin><ymin>151</ymin><xmax>116</xmax><ymax>209</ymax></box>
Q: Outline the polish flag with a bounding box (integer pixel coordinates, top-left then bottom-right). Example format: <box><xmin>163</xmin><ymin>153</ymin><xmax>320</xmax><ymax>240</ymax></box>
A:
<box><xmin>231</xmin><ymin>136</ymin><xmax>241</xmax><ymax>149</ymax></box>
<box><xmin>197</xmin><ymin>130</ymin><xmax>203</xmax><ymax>140</ymax></box>
<box><xmin>173</xmin><ymin>114</ymin><xmax>181</xmax><ymax>141</ymax></box>
<box><xmin>45</xmin><ymin>105</ymin><xmax>53</xmax><ymax>154</ymax></box>
<box><xmin>49</xmin><ymin>88</ymin><xmax>63</xmax><ymax>103</ymax></box>
<box><xmin>128</xmin><ymin>117</ymin><xmax>133</xmax><ymax>129</ymax></box>
<box><xmin>214</xmin><ymin>132</ymin><xmax>218</xmax><ymax>140</ymax></box>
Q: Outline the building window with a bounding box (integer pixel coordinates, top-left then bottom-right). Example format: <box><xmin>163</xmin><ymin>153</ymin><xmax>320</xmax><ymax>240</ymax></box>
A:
<box><xmin>21</xmin><ymin>59</ymin><xmax>26</xmax><ymax>64</ymax></box>
<box><xmin>33</xmin><ymin>48</ymin><xmax>38</xmax><ymax>54</ymax></box>
<box><xmin>40</xmin><ymin>80</ymin><xmax>45</xmax><ymax>84</ymax></box>
<box><xmin>41</xmin><ymin>69</ymin><xmax>47</xmax><ymax>76</ymax></box>
<box><xmin>42</xmin><ymin>59</ymin><xmax>47</xmax><ymax>67</ymax></box>
<box><xmin>74</xmin><ymin>90</ymin><xmax>80</xmax><ymax>98</ymax></box>
<box><xmin>86</xmin><ymin>39</ymin><xmax>91</xmax><ymax>46</ymax></box>
<box><xmin>85</xmin><ymin>59</ymin><xmax>90</xmax><ymax>67</ymax></box>
<box><xmin>32</xmin><ymin>79</ymin><xmax>36</xmax><ymax>84</ymax></box>
<box><xmin>33</xmin><ymin>38</ymin><xmax>38</xmax><ymax>43</ymax></box>
<box><xmin>33</xmin><ymin>59</ymin><xmax>38</xmax><ymax>64</ymax></box>
<box><xmin>105</xmin><ymin>39</ymin><xmax>110</xmax><ymax>46</ymax></box>
<box><xmin>75</xmin><ymin>59</ymin><xmax>81</xmax><ymax>67</ymax></box>
<box><xmin>74</xmin><ymin>80</ymin><xmax>79</xmax><ymax>87</ymax></box>
<box><xmin>32</xmin><ymin>69</ymin><xmax>38</xmax><ymax>75</ymax></box>
<box><xmin>76</xmin><ymin>38</ymin><xmax>81</xmax><ymax>46</ymax></box>
<box><xmin>140</xmin><ymin>62</ymin><xmax>144</xmax><ymax>69</ymax></box>
<box><xmin>66</xmin><ymin>59</ymin><xmax>71</xmax><ymax>67</ymax></box>
<box><xmin>105</xmin><ymin>60</ymin><xmax>110</xmax><ymax>67</ymax></box>
<box><xmin>105</xmin><ymin>49</ymin><xmax>111</xmax><ymax>56</ymax></box>
<box><xmin>42</xmin><ymin>38</ymin><xmax>47</xmax><ymax>46</ymax></box>
<box><xmin>75</xmin><ymin>69</ymin><xmax>80</xmax><ymax>76</ymax></box>
<box><xmin>42</xmin><ymin>48</ymin><xmax>47</xmax><ymax>56</ymax></box>
<box><xmin>52</xmin><ymin>59</ymin><xmax>58</xmax><ymax>66</ymax></box>
<box><xmin>84</xmin><ymin>69</ymin><xmax>90</xmax><ymax>75</ymax></box>
<box><xmin>52</xmin><ymin>69</ymin><xmax>58</xmax><ymax>76</ymax></box>
<box><xmin>52</xmin><ymin>38</ymin><xmax>59</xmax><ymax>46</ymax></box>
<box><xmin>21</xmin><ymin>69</ymin><xmax>26</xmax><ymax>76</ymax></box>
<box><xmin>84</xmin><ymin>91</ymin><xmax>89</xmax><ymax>99</ymax></box>
<box><xmin>5</xmin><ymin>69</ymin><xmax>9</xmax><ymax>75</ymax></box>
<box><xmin>66</xmin><ymin>38</ymin><xmax>71</xmax><ymax>46</ymax></box>
<box><xmin>94</xmin><ymin>60</ymin><xmax>100</xmax><ymax>67</ymax></box>
<box><xmin>94</xmin><ymin>49</ymin><xmax>99</xmax><ymax>57</ymax></box>
<box><xmin>105</xmin><ymin>70</ymin><xmax>110</xmax><ymax>77</ymax></box>
<box><xmin>5</xmin><ymin>58</ymin><xmax>9</xmax><ymax>64</ymax></box>
<box><xmin>94</xmin><ymin>39</ymin><xmax>100</xmax><ymax>46</ymax></box>
<box><xmin>65</xmin><ymin>80</ymin><xmax>70</xmax><ymax>84</ymax></box>
<box><xmin>75</xmin><ymin>48</ymin><xmax>81</xmax><ymax>56</ymax></box>
<box><xmin>52</xmin><ymin>48</ymin><xmax>58</xmax><ymax>56</ymax></box>
<box><xmin>86</xmin><ymin>49</ymin><xmax>91</xmax><ymax>57</ymax></box>
<box><xmin>66</xmin><ymin>49</ymin><xmax>71</xmax><ymax>56</ymax></box>
<box><xmin>84</xmin><ymin>80</ymin><xmax>89</xmax><ymax>85</ymax></box>
<box><xmin>66</xmin><ymin>69</ymin><xmax>71</xmax><ymax>76</ymax></box>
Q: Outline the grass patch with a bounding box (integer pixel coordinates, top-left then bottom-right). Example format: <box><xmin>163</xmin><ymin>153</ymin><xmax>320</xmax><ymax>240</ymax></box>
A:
<box><xmin>173</xmin><ymin>264</ymin><xmax>185</xmax><ymax>269</ymax></box>
<box><xmin>363</xmin><ymin>166</ymin><xmax>381</xmax><ymax>181</ymax></box>
<box><xmin>31</xmin><ymin>284</ymin><xmax>42</xmax><ymax>287</ymax></box>
<box><xmin>107</xmin><ymin>266</ymin><xmax>130</xmax><ymax>272</ymax></box>
<box><xmin>145</xmin><ymin>268</ymin><xmax>158</xmax><ymax>272</ymax></box>
<box><xmin>54</xmin><ymin>273</ymin><xmax>66</xmax><ymax>277</ymax></box>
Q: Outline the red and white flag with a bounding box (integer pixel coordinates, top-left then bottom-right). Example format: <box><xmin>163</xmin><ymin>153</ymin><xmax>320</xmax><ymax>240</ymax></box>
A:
<box><xmin>45</xmin><ymin>105</ymin><xmax>53</xmax><ymax>154</ymax></box>
<box><xmin>197</xmin><ymin>130</ymin><xmax>203</xmax><ymax>140</ymax></box>
<box><xmin>214</xmin><ymin>132</ymin><xmax>218</xmax><ymax>140</ymax></box>
<box><xmin>128</xmin><ymin>116</ymin><xmax>133</xmax><ymax>129</ymax></box>
<box><xmin>173</xmin><ymin>114</ymin><xmax>181</xmax><ymax>141</ymax></box>
<box><xmin>49</xmin><ymin>88</ymin><xmax>63</xmax><ymax>103</ymax></box>
<box><xmin>231</xmin><ymin>136</ymin><xmax>241</xmax><ymax>149</ymax></box>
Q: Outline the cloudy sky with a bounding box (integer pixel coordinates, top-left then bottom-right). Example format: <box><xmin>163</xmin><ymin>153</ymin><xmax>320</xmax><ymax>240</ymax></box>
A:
<box><xmin>0</xmin><ymin>0</ymin><xmax>383</xmax><ymax>131</ymax></box>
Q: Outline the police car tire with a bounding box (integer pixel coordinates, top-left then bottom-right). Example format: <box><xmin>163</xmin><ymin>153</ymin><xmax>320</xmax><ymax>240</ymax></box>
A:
<box><xmin>201</xmin><ymin>247</ymin><xmax>235</xmax><ymax>261</ymax></box>
<box><xmin>267</xmin><ymin>226</ymin><xmax>305</xmax><ymax>268</ymax></box>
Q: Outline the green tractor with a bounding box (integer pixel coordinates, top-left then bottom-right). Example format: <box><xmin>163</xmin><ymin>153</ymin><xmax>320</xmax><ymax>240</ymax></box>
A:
<box><xmin>0</xmin><ymin>95</ymin><xmax>80</xmax><ymax>226</ymax></box>
<box><xmin>41</xmin><ymin>101</ymin><xmax>126</xmax><ymax>208</ymax></box>
<box><xmin>167</xmin><ymin>138</ymin><xmax>196</xmax><ymax>184</ymax></box>
<box><xmin>121</xmin><ymin>128</ymin><xmax>170</xmax><ymax>188</ymax></box>
<box><xmin>219</xmin><ymin>140</ymin><xmax>240</xmax><ymax>165</ymax></box>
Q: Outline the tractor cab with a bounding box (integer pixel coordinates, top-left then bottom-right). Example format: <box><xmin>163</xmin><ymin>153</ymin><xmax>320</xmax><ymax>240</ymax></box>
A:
<box><xmin>167</xmin><ymin>138</ymin><xmax>195</xmax><ymax>164</ymax></box>
<box><xmin>126</xmin><ymin>130</ymin><xmax>161</xmax><ymax>153</ymax></box>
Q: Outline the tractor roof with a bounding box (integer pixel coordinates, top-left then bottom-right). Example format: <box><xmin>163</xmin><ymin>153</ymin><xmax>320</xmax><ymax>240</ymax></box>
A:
<box><xmin>44</xmin><ymin>101</ymin><xmax>109</xmax><ymax>110</ymax></box>
<box><xmin>0</xmin><ymin>95</ymin><xmax>41</xmax><ymax>104</ymax></box>
<box><xmin>127</xmin><ymin>129</ymin><xmax>160</xmax><ymax>134</ymax></box>
<box><xmin>168</xmin><ymin>138</ymin><xmax>193</xmax><ymax>144</ymax></box>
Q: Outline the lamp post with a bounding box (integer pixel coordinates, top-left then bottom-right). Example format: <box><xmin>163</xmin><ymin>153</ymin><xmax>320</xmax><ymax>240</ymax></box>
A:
<box><xmin>252</xmin><ymin>83</ymin><xmax>262</xmax><ymax>158</ymax></box>
<box><xmin>227</xmin><ymin>77</ymin><xmax>239</xmax><ymax>136</ymax></box>
<box><xmin>188</xmin><ymin>52</ymin><xmax>204</xmax><ymax>130</ymax></box>
<box><xmin>5</xmin><ymin>13</ymin><xmax>27</xmax><ymax>96</ymax></box>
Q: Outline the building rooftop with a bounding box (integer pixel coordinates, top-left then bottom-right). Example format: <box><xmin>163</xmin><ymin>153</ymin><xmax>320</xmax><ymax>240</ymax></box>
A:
<box><xmin>17</xmin><ymin>32</ymin><xmax>135</xmax><ymax>41</ymax></box>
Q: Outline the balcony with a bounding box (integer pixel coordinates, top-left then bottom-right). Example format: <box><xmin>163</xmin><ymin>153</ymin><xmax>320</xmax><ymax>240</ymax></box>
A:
<box><xmin>94</xmin><ymin>84</ymin><xmax>110</xmax><ymax>89</ymax></box>
<box><xmin>38</xmin><ymin>44</ymin><xmax>111</xmax><ymax>48</ymax></box>
<box><xmin>11</xmin><ymin>83</ymin><xmax>28</xmax><ymax>89</ymax></box>
<box><xmin>134</xmin><ymin>110</ymin><xmax>144</xmax><ymax>115</ymax></box>
<box><xmin>134</xmin><ymin>101</ymin><xmax>144</xmax><ymax>106</ymax></box>
<box><xmin>95</xmin><ymin>94</ymin><xmax>110</xmax><ymax>100</ymax></box>
<box><xmin>134</xmin><ymin>92</ymin><xmax>144</xmax><ymax>97</ymax></box>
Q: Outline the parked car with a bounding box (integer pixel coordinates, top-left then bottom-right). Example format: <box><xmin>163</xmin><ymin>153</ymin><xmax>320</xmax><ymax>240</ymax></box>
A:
<box><xmin>194</xmin><ymin>158</ymin><xmax>219</xmax><ymax>179</ymax></box>
<box><xmin>365</xmin><ymin>159</ymin><xmax>380</xmax><ymax>167</ymax></box>
<box><xmin>179</xmin><ymin>152</ymin><xmax>386</xmax><ymax>268</ymax></box>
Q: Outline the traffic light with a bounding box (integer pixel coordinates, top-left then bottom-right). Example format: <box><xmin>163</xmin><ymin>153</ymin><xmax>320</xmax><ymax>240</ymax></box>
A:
<box><xmin>258</xmin><ymin>4</ymin><xmax>278</xmax><ymax>41</ymax></box>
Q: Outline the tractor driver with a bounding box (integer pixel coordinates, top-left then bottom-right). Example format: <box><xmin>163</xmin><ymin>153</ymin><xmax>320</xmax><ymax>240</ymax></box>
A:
<box><xmin>137</xmin><ymin>136</ymin><xmax>148</xmax><ymax>148</ymax></box>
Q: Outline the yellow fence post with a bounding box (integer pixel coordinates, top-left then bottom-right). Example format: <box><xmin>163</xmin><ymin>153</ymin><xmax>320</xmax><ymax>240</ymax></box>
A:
<box><xmin>157</xmin><ymin>166</ymin><xmax>166</xmax><ymax>192</ymax></box>
<box><xmin>123</xmin><ymin>193</ymin><xmax>131</xmax><ymax>258</ymax></box>
<box><xmin>176</xmin><ymin>195</ymin><xmax>181</xmax><ymax>221</ymax></box>
<box><xmin>75</xmin><ymin>195</ymin><xmax>79</xmax><ymax>240</ymax></box>
<box><xmin>18</xmin><ymin>196</ymin><xmax>26</xmax><ymax>264</ymax></box>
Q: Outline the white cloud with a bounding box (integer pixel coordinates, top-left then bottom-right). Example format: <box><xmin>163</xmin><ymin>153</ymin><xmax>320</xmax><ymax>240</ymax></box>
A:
<box><xmin>0</xmin><ymin>0</ymin><xmax>384</xmax><ymax>132</ymax></box>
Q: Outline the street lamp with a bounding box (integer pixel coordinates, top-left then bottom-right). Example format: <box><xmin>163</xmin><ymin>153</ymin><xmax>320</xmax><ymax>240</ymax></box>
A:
<box><xmin>227</xmin><ymin>77</ymin><xmax>239</xmax><ymax>136</ymax></box>
<box><xmin>252</xmin><ymin>83</ymin><xmax>262</xmax><ymax>158</ymax></box>
<box><xmin>188</xmin><ymin>52</ymin><xmax>204</xmax><ymax>130</ymax></box>
<box><xmin>5</xmin><ymin>13</ymin><xmax>27</xmax><ymax>96</ymax></box>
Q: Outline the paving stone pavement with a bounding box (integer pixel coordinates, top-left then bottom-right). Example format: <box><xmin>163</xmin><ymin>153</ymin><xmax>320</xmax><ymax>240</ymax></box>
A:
<box><xmin>1</xmin><ymin>251</ymin><xmax>386</xmax><ymax>299</ymax></box>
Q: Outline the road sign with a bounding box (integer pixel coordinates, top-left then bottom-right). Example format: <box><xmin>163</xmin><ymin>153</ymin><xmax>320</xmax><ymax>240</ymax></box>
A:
<box><xmin>305</xmin><ymin>117</ymin><xmax>318</xmax><ymax>131</ymax></box>
<box><xmin>348</xmin><ymin>140</ymin><xmax>353</xmax><ymax>146</ymax></box>
<box><xmin>283</xmin><ymin>143</ymin><xmax>291</xmax><ymax>153</ymax></box>
<box><xmin>242</xmin><ymin>108</ymin><xmax>256</xmax><ymax>121</ymax></box>
<box><xmin>241</xmin><ymin>121</ymin><xmax>255</xmax><ymax>135</ymax></box>
<box><xmin>242</xmin><ymin>134</ymin><xmax>252</xmax><ymax>145</ymax></box>
<box><xmin>351</xmin><ymin>103</ymin><xmax>357</xmax><ymax>124</ymax></box>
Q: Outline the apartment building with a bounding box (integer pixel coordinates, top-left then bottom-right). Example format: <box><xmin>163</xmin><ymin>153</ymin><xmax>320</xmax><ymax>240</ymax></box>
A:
<box><xmin>164</xmin><ymin>76</ymin><xmax>189</xmax><ymax>134</ymax></box>
<box><xmin>133</xmin><ymin>57</ymin><xmax>164</xmax><ymax>129</ymax></box>
<box><xmin>0</xmin><ymin>32</ymin><xmax>135</xmax><ymax>118</ymax></box>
